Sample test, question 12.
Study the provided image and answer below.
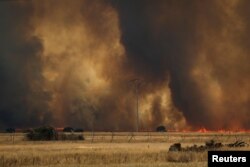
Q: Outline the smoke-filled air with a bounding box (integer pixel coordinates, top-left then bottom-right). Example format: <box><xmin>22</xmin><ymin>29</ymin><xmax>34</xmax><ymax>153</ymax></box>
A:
<box><xmin>0</xmin><ymin>0</ymin><xmax>249</xmax><ymax>131</ymax></box>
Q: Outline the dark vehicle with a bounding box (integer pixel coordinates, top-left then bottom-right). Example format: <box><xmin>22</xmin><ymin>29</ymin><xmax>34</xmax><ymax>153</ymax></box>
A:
<box><xmin>63</xmin><ymin>127</ymin><xmax>74</xmax><ymax>132</ymax></box>
<box><xmin>156</xmin><ymin>125</ymin><xmax>167</xmax><ymax>132</ymax></box>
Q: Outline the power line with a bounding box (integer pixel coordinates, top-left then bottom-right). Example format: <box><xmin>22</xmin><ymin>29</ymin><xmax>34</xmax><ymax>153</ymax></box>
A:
<box><xmin>129</xmin><ymin>79</ymin><xmax>143</xmax><ymax>132</ymax></box>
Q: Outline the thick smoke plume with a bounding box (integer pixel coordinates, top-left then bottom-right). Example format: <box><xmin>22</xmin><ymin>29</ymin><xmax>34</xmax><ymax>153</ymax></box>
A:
<box><xmin>0</xmin><ymin>0</ymin><xmax>249</xmax><ymax>131</ymax></box>
<box><xmin>112</xmin><ymin>0</ymin><xmax>250</xmax><ymax>130</ymax></box>
<box><xmin>0</xmin><ymin>1</ymin><xmax>52</xmax><ymax>128</ymax></box>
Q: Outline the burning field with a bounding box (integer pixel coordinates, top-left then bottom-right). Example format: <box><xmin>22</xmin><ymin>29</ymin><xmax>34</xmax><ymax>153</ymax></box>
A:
<box><xmin>0</xmin><ymin>0</ymin><xmax>250</xmax><ymax>132</ymax></box>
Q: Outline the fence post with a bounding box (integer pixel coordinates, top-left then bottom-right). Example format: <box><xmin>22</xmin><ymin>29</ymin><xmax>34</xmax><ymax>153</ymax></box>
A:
<box><xmin>2</xmin><ymin>155</ymin><xmax>4</xmax><ymax>167</ymax></box>
<box><xmin>110</xmin><ymin>132</ymin><xmax>114</xmax><ymax>143</ymax></box>
<box><xmin>12</xmin><ymin>133</ymin><xmax>15</xmax><ymax>144</ymax></box>
<box><xmin>33</xmin><ymin>156</ymin><xmax>35</xmax><ymax>165</ymax></box>
<box><xmin>164</xmin><ymin>132</ymin><xmax>169</xmax><ymax>142</ymax></box>
<box><xmin>91</xmin><ymin>131</ymin><xmax>94</xmax><ymax>143</ymax></box>
<box><xmin>128</xmin><ymin>132</ymin><xmax>134</xmax><ymax>142</ymax></box>
<box><xmin>147</xmin><ymin>131</ymin><xmax>150</xmax><ymax>142</ymax></box>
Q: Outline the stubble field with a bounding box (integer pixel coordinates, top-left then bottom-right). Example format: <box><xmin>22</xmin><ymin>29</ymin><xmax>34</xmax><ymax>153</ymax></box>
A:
<box><xmin>0</xmin><ymin>132</ymin><xmax>250</xmax><ymax>167</ymax></box>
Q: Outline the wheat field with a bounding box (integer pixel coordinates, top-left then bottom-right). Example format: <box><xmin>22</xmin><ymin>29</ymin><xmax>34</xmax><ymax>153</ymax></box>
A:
<box><xmin>0</xmin><ymin>132</ymin><xmax>250</xmax><ymax>167</ymax></box>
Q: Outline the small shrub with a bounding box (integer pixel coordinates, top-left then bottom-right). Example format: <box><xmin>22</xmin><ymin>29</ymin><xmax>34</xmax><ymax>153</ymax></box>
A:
<box><xmin>26</xmin><ymin>126</ymin><xmax>84</xmax><ymax>141</ymax></box>
<box><xmin>26</xmin><ymin>126</ymin><xmax>58</xmax><ymax>141</ymax></box>
<box><xmin>5</xmin><ymin>128</ymin><xmax>15</xmax><ymax>133</ymax></box>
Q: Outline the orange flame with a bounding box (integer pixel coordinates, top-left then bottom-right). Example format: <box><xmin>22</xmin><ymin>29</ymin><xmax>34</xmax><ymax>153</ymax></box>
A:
<box><xmin>168</xmin><ymin>128</ymin><xmax>250</xmax><ymax>133</ymax></box>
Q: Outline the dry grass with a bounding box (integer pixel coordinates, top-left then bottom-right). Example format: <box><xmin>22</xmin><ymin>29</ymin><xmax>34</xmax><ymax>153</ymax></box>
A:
<box><xmin>0</xmin><ymin>132</ymin><xmax>249</xmax><ymax>167</ymax></box>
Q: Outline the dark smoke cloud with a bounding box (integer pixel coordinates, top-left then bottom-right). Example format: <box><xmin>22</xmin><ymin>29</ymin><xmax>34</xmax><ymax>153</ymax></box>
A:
<box><xmin>0</xmin><ymin>2</ymin><xmax>51</xmax><ymax>128</ymax></box>
<box><xmin>0</xmin><ymin>0</ymin><xmax>249</xmax><ymax>131</ymax></box>
<box><xmin>27</xmin><ymin>0</ymin><xmax>140</xmax><ymax>131</ymax></box>
<box><xmin>112</xmin><ymin>0</ymin><xmax>250</xmax><ymax>130</ymax></box>
<box><xmin>111</xmin><ymin>0</ymin><xmax>208</xmax><ymax>127</ymax></box>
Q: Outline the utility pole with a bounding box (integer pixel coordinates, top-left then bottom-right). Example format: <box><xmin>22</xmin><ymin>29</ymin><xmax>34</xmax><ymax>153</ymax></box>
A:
<box><xmin>129</xmin><ymin>79</ymin><xmax>142</xmax><ymax>132</ymax></box>
<box><xmin>89</xmin><ymin>105</ymin><xmax>96</xmax><ymax>142</ymax></box>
